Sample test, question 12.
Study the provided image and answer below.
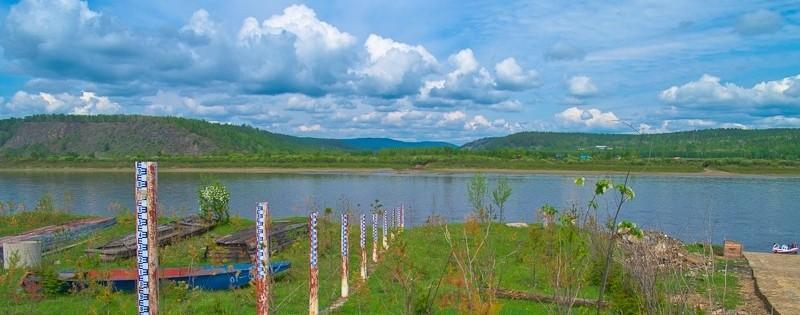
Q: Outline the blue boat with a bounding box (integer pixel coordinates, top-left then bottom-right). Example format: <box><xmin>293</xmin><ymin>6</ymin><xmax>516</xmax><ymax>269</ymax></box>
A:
<box><xmin>59</xmin><ymin>261</ymin><xmax>291</xmax><ymax>291</ymax></box>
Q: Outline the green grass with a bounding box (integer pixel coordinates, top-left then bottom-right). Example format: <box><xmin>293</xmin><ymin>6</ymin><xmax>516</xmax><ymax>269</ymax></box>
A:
<box><xmin>1</xmin><ymin>211</ymin><xmax>745</xmax><ymax>314</ymax></box>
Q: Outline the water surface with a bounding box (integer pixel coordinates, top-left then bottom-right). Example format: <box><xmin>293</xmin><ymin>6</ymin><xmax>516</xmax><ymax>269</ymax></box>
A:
<box><xmin>1</xmin><ymin>170</ymin><xmax>798</xmax><ymax>252</ymax></box>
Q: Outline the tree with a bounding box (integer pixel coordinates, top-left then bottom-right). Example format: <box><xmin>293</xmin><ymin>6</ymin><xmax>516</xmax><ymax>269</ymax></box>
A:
<box><xmin>491</xmin><ymin>178</ymin><xmax>512</xmax><ymax>222</ymax></box>
<box><xmin>467</xmin><ymin>173</ymin><xmax>489</xmax><ymax>221</ymax></box>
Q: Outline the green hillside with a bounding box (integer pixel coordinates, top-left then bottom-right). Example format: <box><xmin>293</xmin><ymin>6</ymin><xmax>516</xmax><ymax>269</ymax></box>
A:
<box><xmin>0</xmin><ymin>115</ymin><xmax>454</xmax><ymax>159</ymax></box>
<box><xmin>462</xmin><ymin>129</ymin><xmax>800</xmax><ymax>160</ymax></box>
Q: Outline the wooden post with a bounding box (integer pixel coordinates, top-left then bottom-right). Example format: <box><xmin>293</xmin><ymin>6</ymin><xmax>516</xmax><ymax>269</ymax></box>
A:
<box><xmin>382</xmin><ymin>211</ymin><xmax>388</xmax><ymax>250</ymax></box>
<box><xmin>340</xmin><ymin>213</ymin><xmax>349</xmax><ymax>298</ymax></box>
<box><xmin>359</xmin><ymin>214</ymin><xmax>367</xmax><ymax>280</ymax></box>
<box><xmin>390</xmin><ymin>208</ymin><xmax>395</xmax><ymax>241</ymax></box>
<box><xmin>255</xmin><ymin>202</ymin><xmax>270</xmax><ymax>315</ymax></box>
<box><xmin>135</xmin><ymin>161</ymin><xmax>159</xmax><ymax>315</ymax></box>
<box><xmin>309</xmin><ymin>212</ymin><xmax>319</xmax><ymax>315</ymax></box>
<box><xmin>371</xmin><ymin>213</ymin><xmax>378</xmax><ymax>263</ymax></box>
<box><xmin>400</xmin><ymin>204</ymin><xmax>405</xmax><ymax>230</ymax></box>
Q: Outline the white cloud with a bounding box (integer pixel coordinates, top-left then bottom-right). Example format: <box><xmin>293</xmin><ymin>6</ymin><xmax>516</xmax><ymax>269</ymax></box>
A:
<box><xmin>297</xmin><ymin>124</ymin><xmax>322</xmax><ymax>132</ymax></box>
<box><xmin>4</xmin><ymin>91</ymin><xmax>121</xmax><ymax>115</ymax></box>
<box><xmin>357</xmin><ymin>34</ymin><xmax>438</xmax><ymax>96</ymax></box>
<box><xmin>180</xmin><ymin>9</ymin><xmax>218</xmax><ymax>39</ymax></box>
<box><xmin>556</xmin><ymin>107</ymin><xmax>618</xmax><ymax>128</ymax></box>
<box><xmin>464</xmin><ymin>115</ymin><xmax>491</xmax><ymax>130</ymax></box>
<box><xmin>144</xmin><ymin>90</ymin><xmax>226</xmax><ymax>117</ymax></box>
<box><xmin>568</xmin><ymin>75</ymin><xmax>598</xmax><ymax>97</ymax></box>
<box><xmin>489</xmin><ymin>100</ymin><xmax>524</xmax><ymax>112</ymax></box>
<box><xmin>754</xmin><ymin>115</ymin><xmax>800</xmax><ymax>127</ymax></box>
<box><xmin>257</xmin><ymin>4</ymin><xmax>356</xmax><ymax>56</ymax></box>
<box><xmin>494</xmin><ymin>58</ymin><xmax>538</xmax><ymax>90</ymax></box>
<box><xmin>735</xmin><ymin>9</ymin><xmax>784</xmax><ymax>36</ymax></box>
<box><xmin>420</xmin><ymin>49</ymin><xmax>506</xmax><ymax>104</ymax></box>
<box><xmin>659</xmin><ymin>74</ymin><xmax>800</xmax><ymax>107</ymax></box>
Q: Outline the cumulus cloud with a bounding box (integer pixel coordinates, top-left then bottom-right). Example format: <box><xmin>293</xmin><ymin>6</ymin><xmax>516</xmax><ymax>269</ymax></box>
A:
<box><xmin>488</xmin><ymin>100</ymin><xmax>524</xmax><ymax>112</ymax></box>
<box><xmin>545</xmin><ymin>42</ymin><xmax>586</xmax><ymax>61</ymax></box>
<box><xmin>296</xmin><ymin>124</ymin><xmax>322</xmax><ymax>132</ymax></box>
<box><xmin>555</xmin><ymin>107</ymin><xmax>618</xmax><ymax>128</ymax></box>
<box><xmin>735</xmin><ymin>9</ymin><xmax>784</xmax><ymax>36</ymax></box>
<box><xmin>494</xmin><ymin>58</ymin><xmax>538</xmax><ymax>90</ymax></box>
<box><xmin>659</xmin><ymin>74</ymin><xmax>800</xmax><ymax>117</ymax></box>
<box><xmin>356</xmin><ymin>34</ymin><xmax>438</xmax><ymax>96</ymax></box>
<box><xmin>419</xmin><ymin>49</ymin><xmax>507</xmax><ymax>104</ymax></box>
<box><xmin>567</xmin><ymin>75</ymin><xmax>598</xmax><ymax>97</ymax></box>
<box><xmin>3</xmin><ymin>91</ymin><xmax>121</xmax><ymax>115</ymax></box>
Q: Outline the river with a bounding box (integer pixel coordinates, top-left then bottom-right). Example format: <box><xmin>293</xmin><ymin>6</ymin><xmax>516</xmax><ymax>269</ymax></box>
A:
<box><xmin>1</xmin><ymin>170</ymin><xmax>798</xmax><ymax>252</ymax></box>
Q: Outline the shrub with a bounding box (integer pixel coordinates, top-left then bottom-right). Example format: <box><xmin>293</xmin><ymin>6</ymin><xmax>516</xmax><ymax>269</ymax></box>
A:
<box><xmin>198</xmin><ymin>182</ymin><xmax>230</xmax><ymax>223</ymax></box>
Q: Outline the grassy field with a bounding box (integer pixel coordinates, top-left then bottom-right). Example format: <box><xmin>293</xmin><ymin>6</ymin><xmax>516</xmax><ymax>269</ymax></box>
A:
<box><xmin>0</xmin><ymin>208</ymin><xmax>745</xmax><ymax>314</ymax></box>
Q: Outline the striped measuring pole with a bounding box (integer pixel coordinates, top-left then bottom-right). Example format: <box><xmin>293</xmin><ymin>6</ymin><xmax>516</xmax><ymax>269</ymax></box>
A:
<box><xmin>359</xmin><ymin>214</ymin><xmax>367</xmax><ymax>280</ymax></box>
<box><xmin>135</xmin><ymin>161</ymin><xmax>159</xmax><ymax>315</ymax></box>
<box><xmin>340</xmin><ymin>213</ymin><xmax>349</xmax><ymax>298</ymax></box>
<box><xmin>382</xmin><ymin>210</ymin><xmax>389</xmax><ymax>250</ymax></box>
<box><xmin>400</xmin><ymin>204</ymin><xmax>405</xmax><ymax>230</ymax></box>
<box><xmin>395</xmin><ymin>207</ymin><xmax>401</xmax><ymax>232</ymax></box>
<box><xmin>309</xmin><ymin>212</ymin><xmax>319</xmax><ymax>315</ymax></box>
<box><xmin>255</xmin><ymin>202</ymin><xmax>270</xmax><ymax>315</ymax></box>
<box><xmin>371</xmin><ymin>212</ymin><xmax>378</xmax><ymax>262</ymax></box>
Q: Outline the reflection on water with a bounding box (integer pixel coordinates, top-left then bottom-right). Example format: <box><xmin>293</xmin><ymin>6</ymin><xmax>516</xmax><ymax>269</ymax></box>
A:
<box><xmin>1</xmin><ymin>170</ymin><xmax>799</xmax><ymax>252</ymax></box>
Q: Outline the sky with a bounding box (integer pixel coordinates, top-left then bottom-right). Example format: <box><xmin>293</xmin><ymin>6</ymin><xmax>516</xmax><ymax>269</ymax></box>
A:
<box><xmin>0</xmin><ymin>0</ymin><xmax>798</xmax><ymax>144</ymax></box>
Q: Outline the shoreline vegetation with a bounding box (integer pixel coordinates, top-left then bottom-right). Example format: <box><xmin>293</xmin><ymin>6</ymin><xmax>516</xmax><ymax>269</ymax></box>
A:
<box><xmin>1</xmin><ymin>175</ymin><xmax>769</xmax><ymax>314</ymax></box>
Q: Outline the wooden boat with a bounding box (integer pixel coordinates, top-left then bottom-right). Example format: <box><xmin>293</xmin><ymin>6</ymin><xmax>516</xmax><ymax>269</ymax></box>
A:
<box><xmin>207</xmin><ymin>221</ymin><xmax>307</xmax><ymax>262</ymax></box>
<box><xmin>0</xmin><ymin>217</ymin><xmax>116</xmax><ymax>263</ymax></box>
<box><xmin>87</xmin><ymin>216</ymin><xmax>214</xmax><ymax>261</ymax></box>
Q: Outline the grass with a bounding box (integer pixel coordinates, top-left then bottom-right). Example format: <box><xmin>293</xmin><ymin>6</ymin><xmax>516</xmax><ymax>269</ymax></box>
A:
<box><xmin>1</xmin><ymin>210</ymin><xmax>745</xmax><ymax>314</ymax></box>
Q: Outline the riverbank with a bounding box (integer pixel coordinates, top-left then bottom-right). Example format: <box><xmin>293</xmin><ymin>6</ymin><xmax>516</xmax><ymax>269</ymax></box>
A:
<box><xmin>0</xmin><ymin>210</ymin><xmax>759</xmax><ymax>314</ymax></box>
<box><xmin>3</xmin><ymin>164</ymin><xmax>800</xmax><ymax>177</ymax></box>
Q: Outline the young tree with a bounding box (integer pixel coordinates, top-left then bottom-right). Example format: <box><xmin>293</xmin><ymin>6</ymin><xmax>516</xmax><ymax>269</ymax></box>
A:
<box><xmin>491</xmin><ymin>178</ymin><xmax>512</xmax><ymax>222</ymax></box>
<box><xmin>467</xmin><ymin>173</ymin><xmax>488</xmax><ymax>221</ymax></box>
<box><xmin>198</xmin><ymin>181</ymin><xmax>230</xmax><ymax>223</ymax></box>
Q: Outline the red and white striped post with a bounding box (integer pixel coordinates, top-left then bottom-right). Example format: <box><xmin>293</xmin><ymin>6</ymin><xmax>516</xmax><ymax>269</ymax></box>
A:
<box><xmin>135</xmin><ymin>161</ymin><xmax>159</xmax><ymax>315</ymax></box>
<box><xmin>340</xmin><ymin>213</ymin><xmax>349</xmax><ymax>298</ymax></box>
<box><xmin>371</xmin><ymin>212</ymin><xmax>378</xmax><ymax>263</ymax></box>
<box><xmin>309</xmin><ymin>212</ymin><xmax>319</xmax><ymax>315</ymax></box>
<box><xmin>359</xmin><ymin>214</ymin><xmax>367</xmax><ymax>280</ymax></box>
<box><xmin>255</xmin><ymin>202</ymin><xmax>270</xmax><ymax>315</ymax></box>
<box><xmin>382</xmin><ymin>210</ymin><xmax>389</xmax><ymax>250</ymax></box>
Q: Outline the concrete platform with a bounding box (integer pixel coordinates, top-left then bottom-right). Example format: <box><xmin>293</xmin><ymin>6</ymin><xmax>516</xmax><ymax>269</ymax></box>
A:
<box><xmin>744</xmin><ymin>251</ymin><xmax>800</xmax><ymax>315</ymax></box>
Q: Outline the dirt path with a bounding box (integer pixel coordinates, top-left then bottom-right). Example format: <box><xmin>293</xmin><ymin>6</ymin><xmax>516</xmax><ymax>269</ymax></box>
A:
<box><xmin>744</xmin><ymin>252</ymin><xmax>800</xmax><ymax>314</ymax></box>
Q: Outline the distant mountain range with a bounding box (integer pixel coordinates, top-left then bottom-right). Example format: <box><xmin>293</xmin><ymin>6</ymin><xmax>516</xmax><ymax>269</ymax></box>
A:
<box><xmin>1</xmin><ymin>115</ymin><xmax>798</xmax><ymax>160</ymax></box>
<box><xmin>0</xmin><ymin>115</ymin><xmax>454</xmax><ymax>158</ymax></box>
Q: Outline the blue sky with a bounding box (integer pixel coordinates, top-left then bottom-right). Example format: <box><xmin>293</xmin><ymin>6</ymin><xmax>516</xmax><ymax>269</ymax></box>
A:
<box><xmin>0</xmin><ymin>0</ymin><xmax>798</xmax><ymax>143</ymax></box>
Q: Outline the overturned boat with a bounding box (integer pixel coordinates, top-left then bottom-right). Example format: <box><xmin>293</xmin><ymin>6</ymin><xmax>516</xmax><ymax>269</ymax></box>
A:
<box><xmin>86</xmin><ymin>216</ymin><xmax>213</xmax><ymax>261</ymax></box>
<box><xmin>0</xmin><ymin>217</ymin><xmax>116</xmax><ymax>262</ymax></box>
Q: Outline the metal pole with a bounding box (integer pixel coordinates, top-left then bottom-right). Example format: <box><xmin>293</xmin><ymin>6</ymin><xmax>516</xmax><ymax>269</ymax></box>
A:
<box><xmin>135</xmin><ymin>161</ymin><xmax>159</xmax><ymax>315</ymax></box>
<box><xmin>359</xmin><ymin>214</ymin><xmax>367</xmax><ymax>280</ymax></box>
<box><xmin>400</xmin><ymin>204</ymin><xmax>405</xmax><ymax>230</ymax></box>
<box><xmin>390</xmin><ymin>208</ymin><xmax>395</xmax><ymax>241</ymax></box>
<box><xmin>340</xmin><ymin>213</ymin><xmax>349</xmax><ymax>298</ymax></box>
<box><xmin>372</xmin><ymin>212</ymin><xmax>378</xmax><ymax>263</ymax></box>
<box><xmin>309</xmin><ymin>212</ymin><xmax>319</xmax><ymax>315</ymax></box>
<box><xmin>256</xmin><ymin>202</ymin><xmax>270</xmax><ymax>315</ymax></box>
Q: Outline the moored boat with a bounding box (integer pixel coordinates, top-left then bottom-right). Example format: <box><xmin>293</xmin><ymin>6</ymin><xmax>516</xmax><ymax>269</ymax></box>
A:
<box><xmin>0</xmin><ymin>217</ymin><xmax>116</xmax><ymax>263</ymax></box>
<box><xmin>60</xmin><ymin>261</ymin><xmax>291</xmax><ymax>291</ymax></box>
<box><xmin>86</xmin><ymin>216</ymin><xmax>214</xmax><ymax>261</ymax></box>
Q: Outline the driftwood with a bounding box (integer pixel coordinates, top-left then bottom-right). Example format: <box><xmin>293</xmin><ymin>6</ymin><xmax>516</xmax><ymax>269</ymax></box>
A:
<box><xmin>495</xmin><ymin>288</ymin><xmax>607</xmax><ymax>308</ymax></box>
<box><xmin>87</xmin><ymin>216</ymin><xmax>213</xmax><ymax>261</ymax></box>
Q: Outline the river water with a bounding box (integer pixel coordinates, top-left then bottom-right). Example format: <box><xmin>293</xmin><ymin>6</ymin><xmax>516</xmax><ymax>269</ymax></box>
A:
<box><xmin>1</xmin><ymin>170</ymin><xmax>798</xmax><ymax>252</ymax></box>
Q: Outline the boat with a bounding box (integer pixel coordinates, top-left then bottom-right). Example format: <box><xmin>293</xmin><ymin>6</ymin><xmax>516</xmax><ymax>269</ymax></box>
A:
<box><xmin>0</xmin><ymin>217</ymin><xmax>116</xmax><ymax>262</ymax></box>
<box><xmin>59</xmin><ymin>261</ymin><xmax>291</xmax><ymax>292</ymax></box>
<box><xmin>772</xmin><ymin>246</ymin><xmax>798</xmax><ymax>254</ymax></box>
<box><xmin>206</xmin><ymin>221</ymin><xmax>307</xmax><ymax>262</ymax></box>
<box><xmin>86</xmin><ymin>216</ymin><xmax>214</xmax><ymax>261</ymax></box>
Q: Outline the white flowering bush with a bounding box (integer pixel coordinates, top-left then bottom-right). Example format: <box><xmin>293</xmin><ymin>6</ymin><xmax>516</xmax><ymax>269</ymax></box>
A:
<box><xmin>198</xmin><ymin>182</ymin><xmax>230</xmax><ymax>223</ymax></box>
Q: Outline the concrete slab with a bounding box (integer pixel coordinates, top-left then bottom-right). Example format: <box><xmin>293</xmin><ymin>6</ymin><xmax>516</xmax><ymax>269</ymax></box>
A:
<box><xmin>744</xmin><ymin>251</ymin><xmax>800</xmax><ymax>315</ymax></box>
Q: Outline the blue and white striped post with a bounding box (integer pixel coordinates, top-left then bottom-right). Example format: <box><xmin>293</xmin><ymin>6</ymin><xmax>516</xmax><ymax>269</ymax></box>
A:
<box><xmin>359</xmin><ymin>214</ymin><xmax>367</xmax><ymax>280</ymax></box>
<box><xmin>382</xmin><ymin>210</ymin><xmax>389</xmax><ymax>250</ymax></box>
<box><xmin>135</xmin><ymin>161</ymin><xmax>158</xmax><ymax>315</ymax></box>
<box><xmin>340</xmin><ymin>213</ymin><xmax>349</xmax><ymax>298</ymax></box>
<box><xmin>372</xmin><ymin>212</ymin><xmax>378</xmax><ymax>262</ymax></box>
<box><xmin>309</xmin><ymin>212</ymin><xmax>319</xmax><ymax>315</ymax></box>
<box><xmin>255</xmin><ymin>202</ymin><xmax>270</xmax><ymax>315</ymax></box>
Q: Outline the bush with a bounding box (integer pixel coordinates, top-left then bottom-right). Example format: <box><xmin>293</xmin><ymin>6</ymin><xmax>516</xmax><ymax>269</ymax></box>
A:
<box><xmin>198</xmin><ymin>182</ymin><xmax>230</xmax><ymax>223</ymax></box>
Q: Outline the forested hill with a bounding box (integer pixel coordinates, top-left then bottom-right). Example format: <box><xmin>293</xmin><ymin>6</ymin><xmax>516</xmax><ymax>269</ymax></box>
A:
<box><xmin>462</xmin><ymin>129</ymin><xmax>800</xmax><ymax>159</ymax></box>
<box><xmin>0</xmin><ymin>115</ymin><xmax>453</xmax><ymax>158</ymax></box>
